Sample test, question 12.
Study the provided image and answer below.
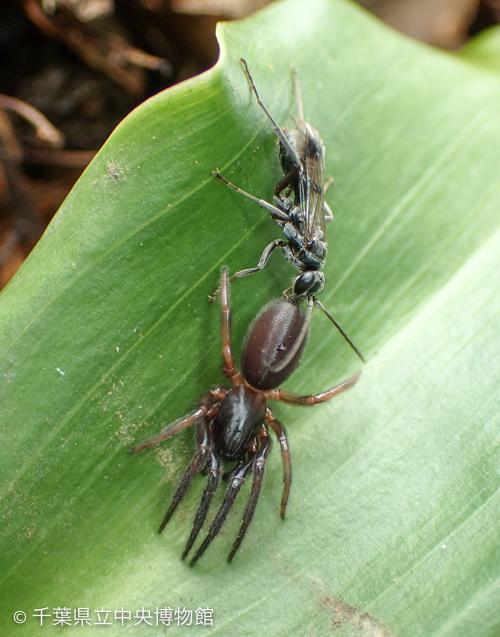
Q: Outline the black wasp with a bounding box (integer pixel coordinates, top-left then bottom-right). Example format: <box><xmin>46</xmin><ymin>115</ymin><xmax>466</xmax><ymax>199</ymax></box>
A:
<box><xmin>131</xmin><ymin>268</ymin><xmax>360</xmax><ymax>564</ymax></box>
<box><xmin>213</xmin><ymin>59</ymin><xmax>364</xmax><ymax>362</ymax></box>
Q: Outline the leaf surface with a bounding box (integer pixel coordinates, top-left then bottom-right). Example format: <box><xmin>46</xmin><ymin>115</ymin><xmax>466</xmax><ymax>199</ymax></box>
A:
<box><xmin>1</xmin><ymin>0</ymin><xmax>500</xmax><ymax>635</ymax></box>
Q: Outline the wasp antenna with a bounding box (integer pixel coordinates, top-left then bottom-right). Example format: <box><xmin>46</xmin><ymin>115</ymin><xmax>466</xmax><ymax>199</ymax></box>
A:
<box><xmin>290</xmin><ymin>67</ymin><xmax>304</xmax><ymax>123</ymax></box>
<box><xmin>313</xmin><ymin>298</ymin><xmax>365</xmax><ymax>363</ymax></box>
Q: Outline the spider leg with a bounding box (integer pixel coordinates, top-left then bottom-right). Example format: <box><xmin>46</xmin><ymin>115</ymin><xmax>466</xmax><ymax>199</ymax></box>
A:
<box><xmin>274</xmin><ymin>165</ymin><xmax>300</xmax><ymax>197</ymax></box>
<box><xmin>129</xmin><ymin>388</ymin><xmax>226</xmax><ymax>453</ymax></box>
<box><xmin>228</xmin><ymin>427</ymin><xmax>271</xmax><ymax>562</ymax></box>
<box><xmin>189</xmin><ymin>454</ymin><xmax>255</xmax><ymax>566</ymax></box>
<box><xmin>181</xmin><ymin>445</ymin><xmax>222</xmax><ymax>560</ymax></box>
<box><xmin>158</xmin><ymin>418</ymin><xmax>214</xmax><ymax>534</ymax></box>
<box><xmin>220</xmin><ymin>267</ymin><xmax>245</xmax><ymax>387</ymax></box>
<box><xmin>263</xmin><ymin>370</ymin><xmax>361</xmax><ymax>406</ymax></box>
<box><xmin>266</xmin><ymin>410</ymin><xmax>292</xmax><ymax>518</ymax></box>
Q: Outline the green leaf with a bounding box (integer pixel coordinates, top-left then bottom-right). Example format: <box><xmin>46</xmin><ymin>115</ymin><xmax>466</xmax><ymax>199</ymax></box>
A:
<box><xmin>1</xmin><ymin>0</ymin><xmax>500</xmax><ymax>635</ymax></box>
<box><xmin>459</xmin><ymin>25</ymin><xmax>500</xmax><ymax>74</ymax></box>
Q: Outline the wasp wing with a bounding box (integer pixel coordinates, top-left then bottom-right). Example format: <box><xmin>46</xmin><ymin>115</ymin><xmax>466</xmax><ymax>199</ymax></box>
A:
<box><xmin>297</xmin><ymin>122</ymin><xmax>327</xmax><ymax>240</ymax></box>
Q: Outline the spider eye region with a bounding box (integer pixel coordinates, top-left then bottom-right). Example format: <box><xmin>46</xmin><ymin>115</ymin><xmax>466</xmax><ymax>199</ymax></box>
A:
<box><xmin>215</xmin><ymin>385</ymin><xmax>266</xmax><ymax>461</ymax></box>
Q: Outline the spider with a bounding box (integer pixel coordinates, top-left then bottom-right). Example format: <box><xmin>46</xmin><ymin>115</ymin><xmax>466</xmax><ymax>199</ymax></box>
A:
<box><xmin>130</xmin><ymin>268</ymin><xmax>360</xmax><ymax>564</ymax></box>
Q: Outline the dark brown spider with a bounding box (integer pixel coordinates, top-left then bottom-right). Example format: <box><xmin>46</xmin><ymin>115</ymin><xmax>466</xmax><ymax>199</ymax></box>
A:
<box><xmin>130</xmin><ymin>268</ymin><xmax>360</xmax><ymax>564</ymax></box>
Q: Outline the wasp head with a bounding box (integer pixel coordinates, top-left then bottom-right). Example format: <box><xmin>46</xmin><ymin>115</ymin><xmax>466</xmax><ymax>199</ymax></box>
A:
<box><xmin>292</xmin><ymin>270</ymin><xmax>326</xmax><ymax>298</ymax></box>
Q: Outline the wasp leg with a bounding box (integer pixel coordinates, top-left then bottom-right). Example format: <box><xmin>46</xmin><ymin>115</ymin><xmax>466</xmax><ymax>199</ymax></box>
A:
<box><xmin>240</xmin><ymin>58</ymin><xmax>303</xmax><ymax>175</ymax></box>
<box><xmin>213</xmin><ymin>171</ymin><xmax>290</xmax><ymax>223</ymax></box>
<box><xmin>209</xmin><ymin>240</ymin><xmax>288</xmax><ymax>302</ymax></box>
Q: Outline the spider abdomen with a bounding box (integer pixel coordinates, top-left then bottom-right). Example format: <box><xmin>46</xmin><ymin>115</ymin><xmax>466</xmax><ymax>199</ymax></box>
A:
<box><xmin>215</xmin><ymin>385</ymin><xmax>266</xmax><ymax>461</ymax></box>
<box><xmin>242</xmin><ymin>300</ymin><xmax>308</xmax><ymax>391</ymax></box>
